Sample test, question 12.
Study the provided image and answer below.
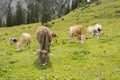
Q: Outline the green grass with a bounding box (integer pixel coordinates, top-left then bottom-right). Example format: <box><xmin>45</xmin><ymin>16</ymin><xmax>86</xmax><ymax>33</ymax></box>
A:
<box><xmin>0</xmin><ymin>0</ymin><xmax>120</xmax><ymax>79</ymax></box>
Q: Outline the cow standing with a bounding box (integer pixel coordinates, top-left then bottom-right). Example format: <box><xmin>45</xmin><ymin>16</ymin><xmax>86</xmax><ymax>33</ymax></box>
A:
<box><xmin>69</xmin><ymin>25</ymin><xmax>86</xmax><ymax>44</ymax></box>
<box><xmin>87</xmin><ymin>24</ymin><xmax>103</xmax><ymax>38</ymax></box>
<box><xmin>36</xmin><ymin>26</ymin><xmax>52</xmax><ymax>66</ymax></box>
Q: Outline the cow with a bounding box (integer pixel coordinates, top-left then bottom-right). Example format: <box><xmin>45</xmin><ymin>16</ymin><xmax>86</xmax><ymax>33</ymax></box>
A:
<box><xmin>9</xmin><ymin>38</ymin><xmax>17</xmax><ymax>44</ymax></box>
<box><xmin>16</xmin><ymin>33</ymin><xmax>31</xmax><ymax>51</ymax></box>
<box><xmin>87</xmin><ymin>24</ymin><xmax>103</xmax><ymax>38</ymax></box>
<box><xmin>69</xmin><ymin>25</ymin><xmax>86</xmax><ymax>44</ymax></box>
<box><xmin>94</xmin><ymin>24</ymin><xmax>103</xmax><ymax>36</ymax></box>
<box><xmin>36</xmin><ymin>26</ymin><xmax>52</xmax><ymax>66</ymax></box>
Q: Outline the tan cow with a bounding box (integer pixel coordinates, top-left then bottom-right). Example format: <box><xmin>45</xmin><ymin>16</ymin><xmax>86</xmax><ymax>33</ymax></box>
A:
<box><xmin>16</xmin><ymin>33</ymin><xmax>31</xmax><ymax>51</ymax></box>
<box><xmin>69</xmin><ymin>25</ymin><xmax>86</xmax><ymax>44</ymax></box>
<box><xmin>36</xmin><ymin>26</ymin><xmax>52</xmax><ymax>66</ymax></box>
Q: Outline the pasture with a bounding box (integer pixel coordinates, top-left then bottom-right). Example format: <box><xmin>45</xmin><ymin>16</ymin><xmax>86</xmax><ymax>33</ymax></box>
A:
<box><xmin>0</xmin><ymin>0</ymin><xmax>120</xmax><ymax>79</ymax></box>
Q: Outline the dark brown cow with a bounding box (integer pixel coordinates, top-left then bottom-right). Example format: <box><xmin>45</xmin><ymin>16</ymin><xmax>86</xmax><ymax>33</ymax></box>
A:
<box><xmin>69</xmin><ymin>25</ymin><xmax>86</xmax><ymax>43</ymax></box>
<box><xmin>36</xmin><ymin>26</ymin><xmax>52</xmax><ymax>66</ymax></box>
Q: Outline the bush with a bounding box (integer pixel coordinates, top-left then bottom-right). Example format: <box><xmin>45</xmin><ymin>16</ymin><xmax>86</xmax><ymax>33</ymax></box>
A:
<box><xmin>61</xmin><ymin>18</ymin><xmax>64</xmax><ymax>21</ymax></box>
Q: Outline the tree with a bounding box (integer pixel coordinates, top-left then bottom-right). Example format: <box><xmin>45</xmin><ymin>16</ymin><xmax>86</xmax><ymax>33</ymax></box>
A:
<box><xmin>41</xmin><ymin>0</ymin><xmax>52</xmax><ymax>25</ymax></box>
<box><xmin>27</xmin><ymin>0</ymin><xmax>39</xmax><ymax>24</ymax></box>
<box><xmin>31</xmin><ymin>1</ymin><xmax>39</xmax><ymax>23</ymax></box>
<box><xmin>16</xmin><ymin>1</ymin><xmax>25</xmax><ymax>25</ymax></box>
<box><xmin>27</xmin><ymin>9</ymin><xmax>32</xmax><ymax>24</ymax></box>
<box><xmin>12</xmin><ymin>12</ymin><xmax>17</xmax><ymax>26</ymax></box>
<box><xmin>6</xmin><ymin>3</ymin><xmax>13</xmax><ymax>27</ymax></box>
<box><xmin>78</xmin><ymin>0</ymin><xmax>87</xmax><ymax>7</ymax></box>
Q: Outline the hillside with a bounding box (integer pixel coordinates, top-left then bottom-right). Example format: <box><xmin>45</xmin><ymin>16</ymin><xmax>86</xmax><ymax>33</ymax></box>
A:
<box><xmin>0</xmin><ymin>0</ymin><xmax>120</xmax><ymax>79</ymax></box>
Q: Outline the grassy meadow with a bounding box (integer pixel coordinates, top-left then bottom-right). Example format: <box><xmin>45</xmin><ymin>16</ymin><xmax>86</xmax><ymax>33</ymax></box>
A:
<box><xmin>0</xmin><ymin>0</ymin><xmax>120</xmax><ymax>79</ymax></box>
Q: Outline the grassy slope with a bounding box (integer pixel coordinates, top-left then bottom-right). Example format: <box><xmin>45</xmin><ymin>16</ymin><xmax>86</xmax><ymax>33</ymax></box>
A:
<box><xmin>0</xmin><ymin>0</ymin><xmax>120</xmax><ymax>79</ymax></box>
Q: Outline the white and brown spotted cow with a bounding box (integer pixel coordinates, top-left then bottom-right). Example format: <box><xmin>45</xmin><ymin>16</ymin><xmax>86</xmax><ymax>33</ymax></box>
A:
<box><xmin>69</xmin><ymin>25</ymin><xmax>86</xmax><ymax>44</ymax></box>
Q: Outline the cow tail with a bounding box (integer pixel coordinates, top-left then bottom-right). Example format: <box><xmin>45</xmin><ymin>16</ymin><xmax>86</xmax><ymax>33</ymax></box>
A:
<box><xmin>41</xmin><ymin>30</ymin><xmax>46</xmax><ymax>50</ymax></box>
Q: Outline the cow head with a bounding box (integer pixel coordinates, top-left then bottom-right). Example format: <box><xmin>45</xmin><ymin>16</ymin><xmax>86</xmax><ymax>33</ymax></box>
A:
<box><xmin>98</xmin><ymin>28</ymin><xmax>102</xmax><ymax>33</ymax></box>
<box><xmin>37</xmin><ymin>50</ymin><xmax>48</xmax><ymax>66</ymax></box>
<box><xmin>16</xmin><ymin>42</ymin><xmax>21</xmax><ymax>51</ymax></box>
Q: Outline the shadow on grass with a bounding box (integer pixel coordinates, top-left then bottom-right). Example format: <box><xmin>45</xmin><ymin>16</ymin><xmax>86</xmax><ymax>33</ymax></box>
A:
<box><xmin>34</xmin><ymin>58</ymin><xmax>52</xmax><ymax>70</ymax></box>
<box><xmin>16</xmin><ymin>48</ymin><xmax>32</xmax><ymax>53</ymax></box>
<box><xmin>71</xmin><ymin>50</ymin><xmax>91</xmax><ymax>60</ymax></box>
<box><xmin>69</xmin><ymin>42</ymin><xmax>77</xmax><ymax>44</ymax></box>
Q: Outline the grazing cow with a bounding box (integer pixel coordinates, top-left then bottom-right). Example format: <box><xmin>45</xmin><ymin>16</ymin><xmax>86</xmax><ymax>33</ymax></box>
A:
<box><xmin>69</xmin><ymin>25</ymin><xmax>86</xmax><ymax>44</ymax></box>
<box><xmin>36</xmin><ymin>26</ymin><xmax>52</xmax><ymax>66</ymax></box>
<box><xmin>94</xmin><ymin>24</ymin><xmax>103</xmax><ymax>36</ymax></box>
<box><xmin>87</xmin><ymin>24</ymin><xmax>103</xmax><ymax>38</ymax></box>
<box><xmin>9</xmin><ymin>38</ymin><xmax>17</xmax><ymax>44</ymax></box>
<box><xmin>16</xmin><ymin>33</ymin><xmax>31</xmax><ymax>51</ymax></box>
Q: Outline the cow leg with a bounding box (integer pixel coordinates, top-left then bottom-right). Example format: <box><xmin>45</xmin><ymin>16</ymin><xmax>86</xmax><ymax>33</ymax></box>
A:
<box><xmin>27</xmin><ymin>42</ymin><xmax>30</xmax><ymax>48</ymax></box>
<box><xmin>27</xmin><ymin>40</ymin><xmax>31</xmax><ymax>49</ymax></box>
<box><xmin>17</xmin><ymin>46</ymin><xmax>21</xmax><ymax>51</ymax></box>
<box><xmin>98</xmin><ymin>31</ymin><xmax>103</xmax><ymax>37</ymax></box>
<box><xmin>96</xmin><ymin>33</ymin><xmax>101</xmax><ymax>38</ymax></box>
<box><xmin>91</xmin><ymin>32</ymin><xmax>95</xmax><ymax>37</ymax></box>
<box><xmin>24</xmin><ymin>41</ymin><xmax>27</xmax><ymax>47</ymax></box>
<box><xmin>87</xmin><ymin>31</ymin><xmax>91</xmax><ymax>37</ymax></box>
<box><xmin>69</xmin><ymin>36</ymin><xmax>73</xmax><ymax>42</ymax></box>
<box><xmin>77</xmin><ymin>36</ymin><xmax>81</xmax><ymax>43</ymax></box>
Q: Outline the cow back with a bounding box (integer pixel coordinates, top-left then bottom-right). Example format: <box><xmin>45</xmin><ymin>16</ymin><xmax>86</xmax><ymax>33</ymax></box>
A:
<box><xmin>36</xmin><ymin>26</ymin><xmax>52</xmax><ymax>52</ymax></box>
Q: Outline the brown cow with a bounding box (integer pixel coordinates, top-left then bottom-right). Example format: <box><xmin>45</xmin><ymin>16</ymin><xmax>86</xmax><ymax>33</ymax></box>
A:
<box><xmin>36</xmin><ymin>26</ymin><xmax>52</xmax><ymax>66</ymax></box>
<box><xmin>69</xmin><ymin>25</ymin><xmax>86</xmax><ymax>44</ymax></box>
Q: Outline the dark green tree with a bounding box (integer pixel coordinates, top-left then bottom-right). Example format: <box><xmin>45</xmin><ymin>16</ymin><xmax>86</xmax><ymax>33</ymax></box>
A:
<box><xmin>78</xmin><ymin>0</ymin><xmax>87</xmax><ymax>7</ymax></box>
<box><xmin>27</xmin><ymin>0</ymin><xmax>39</xmax><ymax>24</ymax></box>
<box><xmin>16</xmin><ymin>1</ymin><xmax>25</xmax><ymax>25</ymax></box>
<box><xmin>41</xmin><ymin>0</ymin><xmax>52</xmax><ymax>25</ymax></box>
<box><xmin>27</xmin><ymin>9</ymin><xmax>32</xmax><ymax>24</ymax></box>
<box><xmin>31</xmin><ymin>1</ymin><xmax>39</xmax><ymax>23</ymax></box>
<box><xmin>12</xmin><ymin>13</ymin><xmax>17</xmax><ymax>26</ymax></box>
<box><xmin>34</xmin><ymin>1</ymin><xmax>39</xmax><ymax>22</ymax></box>
<box><xmin>6</xmin><ymin>3</ymin><xmax>13</xmax><ymax>27</ymax></box>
